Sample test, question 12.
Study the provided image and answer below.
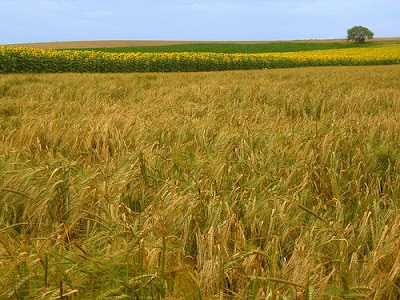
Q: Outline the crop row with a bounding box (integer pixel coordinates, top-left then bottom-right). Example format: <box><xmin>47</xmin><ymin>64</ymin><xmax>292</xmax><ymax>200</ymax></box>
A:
<box><xmin>69</xmin><ymin>41</ymin><xmax>383</xmax><ymax>54</ymax></box>
<box><xmin>1</xmin><ymin>45</ymin><xmax>400</xmax><ymax>73</ymax></box>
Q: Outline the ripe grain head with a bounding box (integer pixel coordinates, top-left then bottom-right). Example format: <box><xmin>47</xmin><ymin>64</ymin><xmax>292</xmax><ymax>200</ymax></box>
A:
<box><xmin>0</xmin><ymin>66</ymin><xmax>399</xmax><ymax>298</ymax></box>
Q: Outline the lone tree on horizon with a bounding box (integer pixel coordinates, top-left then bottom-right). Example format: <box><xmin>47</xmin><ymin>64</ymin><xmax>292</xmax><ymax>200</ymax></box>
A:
<box><xmin>347</xmin><ymin>26</ymin><xmax>374</xmax><ymax>43</ymax></box>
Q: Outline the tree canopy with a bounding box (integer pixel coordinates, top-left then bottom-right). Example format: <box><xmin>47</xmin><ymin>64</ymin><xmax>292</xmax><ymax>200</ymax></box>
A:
<box><xmin>347</xmin><ymin>26</ymin><xmax>374</xmax><ymax>43</ymax></box>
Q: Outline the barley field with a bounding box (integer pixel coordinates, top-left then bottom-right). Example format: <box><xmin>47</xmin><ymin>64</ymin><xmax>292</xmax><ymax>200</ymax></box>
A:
<box><xmin>0</xmin><ymin>65</ymin><xmax>399</xmax><ymax>299</ymax></box>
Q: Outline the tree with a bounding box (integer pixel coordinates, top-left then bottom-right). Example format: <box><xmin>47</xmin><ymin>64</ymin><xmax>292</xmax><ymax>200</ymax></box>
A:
<box><xmin>347</xmin><ymin>26</ymin><xmax>374</xmax><ymax>43</ymax></box>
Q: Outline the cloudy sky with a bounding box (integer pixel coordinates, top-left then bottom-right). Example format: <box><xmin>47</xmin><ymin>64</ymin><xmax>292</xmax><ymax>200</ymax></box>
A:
<box><xmin>1</xmin><ymin>0</ymin><xmax>399</xmax><ymax>44</ymax></box>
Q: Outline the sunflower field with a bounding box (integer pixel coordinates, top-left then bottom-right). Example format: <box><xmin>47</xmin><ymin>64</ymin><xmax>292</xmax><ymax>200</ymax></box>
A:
<box><xmin>1</xmin><ymin>44</ymin><xmax>400</xmax><ymax>73</ymax></box>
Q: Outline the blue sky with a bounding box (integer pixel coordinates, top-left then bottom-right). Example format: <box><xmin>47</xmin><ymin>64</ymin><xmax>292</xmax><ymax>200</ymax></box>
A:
<box><xmin>1</xmin><ymin>0</ymin><xmax>400</xmax><ymax>44</ymax></box>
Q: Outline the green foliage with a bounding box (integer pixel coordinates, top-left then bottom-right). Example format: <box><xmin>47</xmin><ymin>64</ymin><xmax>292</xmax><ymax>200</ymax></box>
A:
<box><xmin>64</xmin><ymin>41</ymin><xmax>382</xmax><ymax>54</ymax></box>
<box><xmin>347</xmin><ymin>26</ymin><xmax>374</xmax><ymax>43</ymax></box>
<box><xmin>1</xmin><ymin>44</ymin><xmax>400</xmax><ymax>74</ymax></box>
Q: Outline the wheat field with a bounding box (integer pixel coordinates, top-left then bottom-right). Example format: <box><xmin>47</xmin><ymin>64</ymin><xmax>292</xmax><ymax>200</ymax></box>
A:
<box><xmin>0</xmin><ymin>65</ymin><xmax>399</xmax><ymax>299</ymax></box>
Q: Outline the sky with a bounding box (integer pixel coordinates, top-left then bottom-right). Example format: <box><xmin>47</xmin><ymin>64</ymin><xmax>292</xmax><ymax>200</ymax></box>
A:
<box><xmin>1</xmin><ymin>0</ymin><xmax>400</xmax><ymax>44</ymax></box>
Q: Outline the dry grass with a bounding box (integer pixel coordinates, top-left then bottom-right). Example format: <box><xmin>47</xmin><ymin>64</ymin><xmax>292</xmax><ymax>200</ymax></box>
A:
<box><xmin>0</xmin><ymin>66</ymin><xmax>399</xmax><ymax>299</ymax></box>
<box><xmin>5</xmin><ymin>37</ymin><xmax>400</xmax><ymax>49</ymax></box>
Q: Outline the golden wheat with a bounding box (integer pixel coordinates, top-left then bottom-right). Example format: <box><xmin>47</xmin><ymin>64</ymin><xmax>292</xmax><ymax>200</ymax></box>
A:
<box><xmin>0</xmin><ymin>65</ymin><xmax>399</xmax><ymax>299</ymax></box>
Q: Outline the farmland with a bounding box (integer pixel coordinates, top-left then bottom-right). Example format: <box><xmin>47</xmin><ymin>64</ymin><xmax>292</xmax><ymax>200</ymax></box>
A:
<box><xmin>8</xmin><ymin>37</ymin><xmax>400</xmax><ymax>50</ymax></box>
<box><xmin>63</xmin><ymin>41</ymin><xmax>388</xmax><ymax>54</ymax></box>
<box><xmin>1</xmin><ymin>43</ymin><xmax>400</xmax><ymax>73</ymax></box>
<box><xmin>0</xmin><ymin>65</ymin><xmax>399</xmax><ymax>299</ymax></box>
